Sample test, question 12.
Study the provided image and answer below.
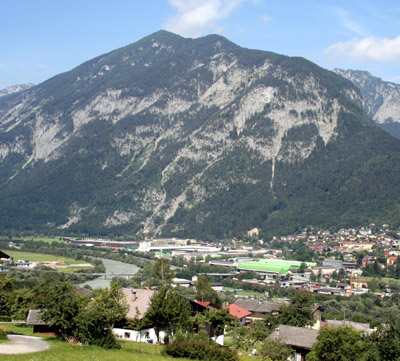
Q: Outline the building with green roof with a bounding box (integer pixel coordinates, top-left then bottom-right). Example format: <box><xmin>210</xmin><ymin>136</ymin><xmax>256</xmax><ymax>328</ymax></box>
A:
<box><xmin>238</xmin><ymin>259</ymin><xmax>316</xmax><ymax>275</ymax></box>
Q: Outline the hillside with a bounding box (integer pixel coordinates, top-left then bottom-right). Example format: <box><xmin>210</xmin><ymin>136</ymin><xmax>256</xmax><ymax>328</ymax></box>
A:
<box><xmin>1</xmin><ymin>30</ymin><xmax>400</xmax><ymax>240</ymax></box>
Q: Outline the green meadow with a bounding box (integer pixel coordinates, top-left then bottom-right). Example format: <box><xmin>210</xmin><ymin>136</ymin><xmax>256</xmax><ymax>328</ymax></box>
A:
<box><xmin>0</xmin><ymin>324</ymin><xmax>256</xmax><ymax>361</ymax></box>
<box><xmin>1</xmin><ymin>250</ymin><xmax>93</xmax><ymax>272</ymax></box>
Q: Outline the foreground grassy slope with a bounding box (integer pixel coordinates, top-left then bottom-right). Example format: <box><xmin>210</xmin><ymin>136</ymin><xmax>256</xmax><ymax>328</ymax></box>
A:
<box><xmin>1</xmin><ymin>324</ymin><xmax>254</xmax><ymax>361</ymax></box>
<box><xmin>1</xmin><ymin>324</ymin><xmax>190</xmax><ymax>361</ymax></box>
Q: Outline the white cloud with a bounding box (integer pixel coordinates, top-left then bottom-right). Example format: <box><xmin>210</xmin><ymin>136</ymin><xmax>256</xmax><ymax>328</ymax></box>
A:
<box><xmin>260</xmin><ymin>14</ymin><xmax>271</xmax><ymax>23</ymax></box>
<box><xmin>326</xmin><ymin>36</ymin><xmax>400</xmax><ymax>62</ymax></box>
<box><xmin>0</xmin><ymin>63</ymin><xmax>12</xmax><ymax>75</ymax></box>
<box><xmin>333</xmin><ymin>7</ymin><xmax>368</xmax><ymax>36</ymax></box>
<box><xmin>164</xmin><ymin>0</ymin><xmax>245</xmax><ymax>37</ymax></box>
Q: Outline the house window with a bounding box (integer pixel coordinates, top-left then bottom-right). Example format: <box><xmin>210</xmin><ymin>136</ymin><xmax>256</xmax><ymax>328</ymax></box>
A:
<box><xmin>124</xmin><ymin>332</ymin><xmax>130</xmax><ymax>339</ymax></box>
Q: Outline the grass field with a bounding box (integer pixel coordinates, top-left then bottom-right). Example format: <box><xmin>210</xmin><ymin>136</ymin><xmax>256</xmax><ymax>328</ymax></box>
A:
<box><xmin>3</xmin><ymin>250</ymin><xmax>84</xmax><ymax>265</ymax></box>
<box><xmin>1</xmin><ymin>250</ymin><xmax>93</xmax><ymax>272</ymax></box>
<box><xmin>0</xmin><ymin>324</ymin><xmax>255</xmax><ymax>361</ymax></box>
<box><xmin>24</xmin><ymin>236</ymin><xmax>66</xmax><ymax>244</ymax></box>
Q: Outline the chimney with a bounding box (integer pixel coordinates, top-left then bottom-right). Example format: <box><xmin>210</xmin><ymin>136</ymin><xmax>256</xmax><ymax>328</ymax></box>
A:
<box><xmin>131</xmin><ymin>290</ymin><xmax>137</xmax><ymax>302</ymax></box>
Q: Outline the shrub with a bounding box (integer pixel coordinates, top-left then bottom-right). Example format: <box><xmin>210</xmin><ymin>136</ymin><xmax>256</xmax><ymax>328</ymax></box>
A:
<box><xmin>0</xmin><ymin>326</ymin><xmax>7</xmax><ymax>340</ymax></box>
<box><xmin>164</xmin><ymin>331</ymin><xmax>238</xmax><ymax>361</ymax></box>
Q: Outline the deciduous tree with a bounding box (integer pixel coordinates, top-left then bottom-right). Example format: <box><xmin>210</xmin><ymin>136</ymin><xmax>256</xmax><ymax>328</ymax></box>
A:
<box><xmin>143</xmin><ymin>286</ymin><xmax>191</xmax><ymax>342</ymax></box>
<box><xmin>306</xmin><ymin>326</ymin><xmax>364</xmax><ymax>361</ymax></box>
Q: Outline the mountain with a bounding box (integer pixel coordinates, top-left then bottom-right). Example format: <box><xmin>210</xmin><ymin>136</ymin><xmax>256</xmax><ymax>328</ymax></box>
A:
<box><xmin>0</xmin><ymin>83</ymin><xmax>35</xmax><ymax>97</ymax></box>
<box><xmin>1</xmin><ymin>30</ymin><xmax>400</xmax><ymax>240</ymax></box>
<box><xmin>334</xmin><ymin>69</ymin><xmax>400</xmax><ymax>138</ymax></box>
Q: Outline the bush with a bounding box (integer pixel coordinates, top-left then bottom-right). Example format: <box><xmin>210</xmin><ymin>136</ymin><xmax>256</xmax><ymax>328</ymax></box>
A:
<box><xmin>0</xmin><ymin>326</ymin><xmax>7</xmax><ymax>340</ymax></box>
<box><xmin>164</xmin><ymin>331</ymin><xmax>238</xmax><ymax>361</ymax></box>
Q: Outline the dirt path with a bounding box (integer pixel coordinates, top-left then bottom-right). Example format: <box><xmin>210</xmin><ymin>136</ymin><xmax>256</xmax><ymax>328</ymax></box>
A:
<box><xmin>0</xmin><ymin>334</ymin><xmax>50</xmax><ymax>354</ymax></box>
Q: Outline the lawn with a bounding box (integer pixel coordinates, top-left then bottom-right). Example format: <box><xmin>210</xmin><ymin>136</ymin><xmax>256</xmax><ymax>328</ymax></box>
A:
<box><xmin>0</xmin><ymin>324</ymin><xmax>255</xmax><ymax>361</ymax></box>
<box><xmin>2</xmin><ymin>250</ymin><xmax>93</xmax><ymax>272</ymax></box>
<box><xmin>24</xmin><ymin>236</ymin><xmax>66</xmax><ymax>244</ymax></box>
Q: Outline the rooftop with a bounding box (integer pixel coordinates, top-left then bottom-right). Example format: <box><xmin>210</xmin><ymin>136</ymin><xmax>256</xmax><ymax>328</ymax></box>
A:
<box><xmin>270</xmin><ymin>325</ymin><xmax>318</xmax><ymax>350</ymax></box>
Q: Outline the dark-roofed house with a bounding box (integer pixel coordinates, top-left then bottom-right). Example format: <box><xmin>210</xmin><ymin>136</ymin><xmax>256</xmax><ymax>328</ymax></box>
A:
<box><xmin>233</xmin><ymin>299</ymin><xmax>281</xmax><ymax>320</ymax></box>
<box><xmin>325</xmin><ymin>320</ymin><xmax>374</xmax><ymax>335</ymax></box>
<box><xmin>0</xmin><ymin>250</ymin><xmax>10</xmax><ymax>259</ymax></box>
<box><xmin>269</xmin><ymin>325</ymin><xmax>318</xmax><ymax>361</ymax></box>
<box><xmin>0</xmin><ymin>250</ymin><xmax>11</xmax><ymax>265</ymax></box>
<box><xmin>26</xmin><ymin>309</ymin><xmax>57</xmax><ymax>334</ymax></box>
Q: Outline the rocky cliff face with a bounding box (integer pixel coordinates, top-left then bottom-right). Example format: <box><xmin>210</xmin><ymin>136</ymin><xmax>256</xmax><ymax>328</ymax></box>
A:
<box><xmin>0</xmin><ymin>31</ymin><xmax>399</xmax><ymax>239</ymax></box>
<box><xmin>334</xmin><ymin>69</ymin><xmax>400</xmax><ymax>137</ymax></box>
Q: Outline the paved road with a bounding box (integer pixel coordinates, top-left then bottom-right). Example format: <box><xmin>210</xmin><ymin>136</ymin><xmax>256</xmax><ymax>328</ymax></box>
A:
<box><xmin>0</xmin><ymin>334</ymin><xmax>50</xmax><ymax>354</ymax></box>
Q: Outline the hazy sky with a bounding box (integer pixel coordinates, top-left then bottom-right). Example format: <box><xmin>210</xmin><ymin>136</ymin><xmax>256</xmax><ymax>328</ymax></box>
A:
<box><xmin>1</xmin><ymin>0</ymin><xmax>399</xmax><ymax>88</ymax></box>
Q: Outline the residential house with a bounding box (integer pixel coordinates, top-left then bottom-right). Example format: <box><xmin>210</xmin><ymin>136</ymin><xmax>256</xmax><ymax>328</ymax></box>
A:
<box><xmin>325</xmin><ymin>320</ymin><xmax>375</xmax><ymax>335</ymax></box>
<box><xmin>171</xmin><ymin>278</ymin><xmax>193</xmax><ymax>288</ymax></box>
<box><xmin>311</xmin><ymin>265</ymin><xmax>336</xmax><ymax>277</ymax></box>
<box><xmin>113</xmin><ymin>288</ymin><xmax>161</xmax><ymax>343</ymax></box>
<box><xmin>26</xmin><ymin>309</ymin><xmax>57</xmax><ymax>334</ymax></box>
<box><xmin>351</xmin><ymin>279</ymin><xmax>369</xmax><ymax>290</ymax></box>
<box><xmin>223</xmin><ymin>304</ymin><xmax>252</xmax><ymax>325</ymax></box>
<box><xmin>0</xmin><ymin>250</ymin><xmax>11</xmax><ymax>264</ymax></box>
<box><xmin>233</xmin><ymin>299</ymin><xmax>281</xmax><ymax>320</ymax></box>
<box><xmin>269</xmin><ymin>325</ymin><xmax>318</xmax><ymax>361</ymax></box>
<box><xmin>211</xmin><ymin>282</ymin><xmax>223</xmax><ymax>291</ymax></box>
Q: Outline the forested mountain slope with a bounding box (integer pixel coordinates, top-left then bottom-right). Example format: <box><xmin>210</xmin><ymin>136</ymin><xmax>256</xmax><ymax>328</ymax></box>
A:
<box><xmin>1</xmin><ymin>30</ymin><xmax>400</xmax><ymax>239</ymax></box>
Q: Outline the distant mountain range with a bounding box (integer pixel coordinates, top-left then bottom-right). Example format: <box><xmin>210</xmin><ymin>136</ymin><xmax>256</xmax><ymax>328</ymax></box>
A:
<box><xmin>334</xmin><ymin>69</ymin><xmax>400</xmax><ymax>138</ymax></box>
<box><xmin>1</xmin><ymin>31</ymin><xmax>400</xmax><ymax>240</ymax></box>
<box><xmin>0</xmin><ymin>83</ymin><xmax>34</xmax><ymax>97</ymax></box>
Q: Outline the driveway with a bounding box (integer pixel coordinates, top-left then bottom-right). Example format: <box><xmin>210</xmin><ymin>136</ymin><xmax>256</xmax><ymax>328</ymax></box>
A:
<box><xmin>0</xmin><ymin>334</ymin><xmax>50</xmax><ymax>354</ymax></box>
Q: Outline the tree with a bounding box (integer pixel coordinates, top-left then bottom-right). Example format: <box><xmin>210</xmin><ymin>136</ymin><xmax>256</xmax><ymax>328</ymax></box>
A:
<box><xmin>200</xmin><ymin>308</ymin><xmax>234</xmax><ymax>338</ymax></box>
<box><xmin>278</xmin><ymin>291</ymin><xmax>315</xmax><ymax>327</ymax></box>
<box><xmin>195</xmin><ymin>275</ymin><xmax>221</xmax><ymax>307</ymax></box>
<box><xmin>306</xmin><ymin>326</ymin><xmax>365</xmax><ymax>361</ymax></box>
<box><xmin>260</xmin><ymin>338</ymin><xmax>294</xmax><ymax>361</ymax></box>
<box><xmin>75</xmin><ymin>282</ymin><xmax>128</xmax><ymax>347</ymax></box>
<box><xmin>235</xmin><ymin>320</ymin><xmax>270</xmax><ymax>353</ymax></box>
<box><xmin>309</xmin><ymin>272</ymin><xmax>317</xmax><ymax>283</ymax></box>
<box><xmin>150</xmin><ymin>258</ymin><xmax>174</xmax><ymax>287</ymax></box>
<box><xmin>367</xmin><ymin>278</ymin><xmax>380</xmax><ymax>292</ymax></box>
<box><xmin>0</xmin><ymin>275</ymin><xmax>14</xmax><ymax>317</ymax></box>
<box><xmin>364</xmin><ymin>317</ymin><xmax>400</xmax><ymax>361</ymax></box>
<box><xmin>36</xmin><ymin>279</ymin><xmax>84</xmax><ymax>340</ymax></box>
<box><xmin>143</xmin><ymin>286</ymin><xmax>191</xmax><ymax>342</ymax></box>
<box><xmin>299</xmin><ymin>262</ymin><xmax>307</xmax><ymax>273</ymax></box>
<box><xmin>37</xmin><ymin>279</ymin><xmax>127</xmax><ymax>348</ymax></box>
<box><xmin>10</xmin><ymin>288</ymin><xmax>37</xmax><ymax>320</ymax></box>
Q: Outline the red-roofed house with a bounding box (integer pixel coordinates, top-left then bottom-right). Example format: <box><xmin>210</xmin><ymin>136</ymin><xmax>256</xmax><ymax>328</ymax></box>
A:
<box><xmin>194</xmin><ymin>300</ymin><xmax>211</xmax><ymax>308</ymax></box>
<box><xmin>223</xmin><ymin>304</ymin><xmax>252</xmax><ymax>325</ymax></box>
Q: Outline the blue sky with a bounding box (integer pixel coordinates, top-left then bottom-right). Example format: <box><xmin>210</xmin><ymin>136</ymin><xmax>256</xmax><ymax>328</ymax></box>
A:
<box><xmin>1</xmin><ymin>0</ymin><xmax>399</xmax><ymax>89</ymax></box>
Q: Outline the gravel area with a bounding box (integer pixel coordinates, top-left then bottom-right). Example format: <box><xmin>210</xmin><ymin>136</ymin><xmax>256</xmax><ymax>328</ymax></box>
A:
<box><xmin>0</xmin><ymin>334</ymin><xmax>50</xmax><ymax>354</ymax></box>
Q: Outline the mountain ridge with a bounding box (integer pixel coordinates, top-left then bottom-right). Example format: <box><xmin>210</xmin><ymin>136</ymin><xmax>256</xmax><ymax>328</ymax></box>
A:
<box><xmin>0</xmin><ymin>31</ymin><xmax>399</xmax><ymax>239</ymax></box>
<box><xmin>334</xmin><ymin>68</ymin><xmax>400</xmax><ymax>138</ymax></box>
